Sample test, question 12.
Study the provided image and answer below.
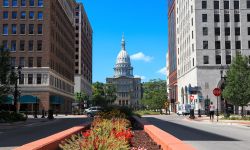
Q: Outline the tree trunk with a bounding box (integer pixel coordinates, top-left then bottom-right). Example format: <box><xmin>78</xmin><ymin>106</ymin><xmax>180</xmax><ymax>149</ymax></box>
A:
<box><xmin>241</xmin><ymin>105</ymin><xmax>244</xmax><ymax>117</ymax></box>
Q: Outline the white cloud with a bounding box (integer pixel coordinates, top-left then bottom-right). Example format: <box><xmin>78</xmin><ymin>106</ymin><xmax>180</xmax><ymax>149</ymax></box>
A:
<box><xmin>131</xmin><ymin>52</ymin><xmax>153</xmax><ymax>62</ymax></box>
<box><xmin>157</xmin><ymin>67</ymin><xmax>167</xmax><ymax>76</ymax></box>
<box><xmin>134</xmin><ymin>75</ymin><xmax>146</xmax><ymax>80</ymax></box>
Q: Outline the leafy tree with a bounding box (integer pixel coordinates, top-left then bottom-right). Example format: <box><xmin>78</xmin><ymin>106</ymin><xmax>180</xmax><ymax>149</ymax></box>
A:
<box><xmin>0</xmin><ymin>47</ymin><xmax>16</xmax><ymax>104</ymax></box>
<box><xmin>223</xmin><ymin>54</ymin><xmax>250</xmax><ymax>117</ymax></box>
<box><xmin>75</xmin><ymin>91</ymin><xmax>89</xmax><ymax>110</ymax></box>
<box><xmin>104</xmin><ymin>83</ymin><xmax>117</xmax><ymax>105</ymax></box>
<box><xmin>141</xmin><ymin>79</ymin><xmax>167</xmax><ymax>110</ymax></box>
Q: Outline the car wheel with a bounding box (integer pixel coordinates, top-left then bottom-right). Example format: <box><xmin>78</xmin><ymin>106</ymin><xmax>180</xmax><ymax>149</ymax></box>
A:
<box><xmin>87</xmin><ymin>113</ymin><xmax>92</xmax><ymax>117</ymax></box>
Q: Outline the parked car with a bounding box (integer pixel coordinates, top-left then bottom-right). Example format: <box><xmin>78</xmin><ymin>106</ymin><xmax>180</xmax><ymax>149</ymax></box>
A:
<box><xmin>85</xmin><ymin>106</ymin><xmax>102</xmax><ymax>117</ymax></box>
<box><xmin>177</xmin><ymin>104</ymin><xmax>191</xmax><ymax>116</ymax></box>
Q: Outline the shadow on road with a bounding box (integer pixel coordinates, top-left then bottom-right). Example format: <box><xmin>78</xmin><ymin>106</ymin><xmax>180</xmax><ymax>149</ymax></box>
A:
<box><xmin>145</xmin><ymin>117</ymin><xmax>239</xmax><ymax>141</ymax></box>
<box><xmin>0</xmin><ymin>117</ymin><xmax>91</xmax><ymax>147</ymax></box>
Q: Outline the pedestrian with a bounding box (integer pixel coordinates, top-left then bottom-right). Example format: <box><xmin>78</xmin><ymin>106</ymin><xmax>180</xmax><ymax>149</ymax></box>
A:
<box><xmin>209</xmin><ymin>102</ymin><xmax>215</xmax><ymax>121</ymax></box>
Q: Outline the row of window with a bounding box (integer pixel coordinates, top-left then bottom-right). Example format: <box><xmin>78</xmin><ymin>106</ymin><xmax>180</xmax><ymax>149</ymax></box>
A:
<box><xmin>202</xmin><ymin>13</ymin><xmax>249</xmax><ymax>23</ymax></box>
<box><xmin>3</xmin><ymin>0</ymin><xmax>43</xmax><ymax>7</ymax></box>
<box><xmin>118</xmin><ymin>100</ymin><xmax>129</xmax><ymax>106</ymax></box>
<box><xmin>2</xmin><ymin>40</ymin><xmax>42</xmax><ymax>51</ymax></box>
<box><xmin>2</xmin><ymin>24</ymin><xmax>43</xmax><ymax>35</ymax></box>
<box><xmin>2</xmin><ymin>11</ymin><xmax>43</xmax><ymax>20</ymax></box>
<box><xmin>202</xmin><ymin>27</ymin><xmax>243</xmax><ymax>36</ymax></box>
<box><xmin>19</xmin><ymin>73</ymin><xmax>42</xmax><ymax>85</ymax></box>
<box><xmin>202</xmin><ymin>1</ymin><xmax>241</xmax><ymax>9</ymax></box>
<box><xmin>203</xmin><ymin>55</ymin><xmax>232</xmax><ymax>65</ymax></box>
<box><xmin>10</xmin><ymin>57</ymin><xmax>42</xmax><ymax>68</ymax></box>
<box><xmin>202</xmin><ymin>40</ymin><xmax>247</xmax><ymax>49</ymax></box>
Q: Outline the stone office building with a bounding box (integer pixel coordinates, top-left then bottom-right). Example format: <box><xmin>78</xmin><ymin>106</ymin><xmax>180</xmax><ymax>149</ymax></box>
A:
<box><xmin>106</xmin><ymin>36</ymin><xmax>141</xmax><ymax>108</ymax></box>
<box><xmin>0</xmin><ymin>0</ymin><xmax>77</xmax><ymax>113</ymax></box>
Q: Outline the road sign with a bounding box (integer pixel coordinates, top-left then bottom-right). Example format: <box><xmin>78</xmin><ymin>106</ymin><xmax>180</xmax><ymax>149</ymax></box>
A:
<box><xmin>213</xmin><ymin>88</ymin><xmax>221</xmax><ymax>97</ymax></box>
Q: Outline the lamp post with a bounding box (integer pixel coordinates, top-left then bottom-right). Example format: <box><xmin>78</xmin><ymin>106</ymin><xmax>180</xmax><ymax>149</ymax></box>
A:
<box><xmin>12</xmin><ymin>66</ymin><xmax>22</xmax><ymax>113</ymax></box>
<box><xmin>220</xmin><ymin>65</ymin><xmax>229</xmax><ymax>117</ymax></box>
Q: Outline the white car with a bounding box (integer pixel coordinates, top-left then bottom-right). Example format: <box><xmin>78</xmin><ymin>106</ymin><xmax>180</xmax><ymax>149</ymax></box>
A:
<box><xmin>177</xmin><ymin>104</ymin><xmax>191</xmax><ymax>116</ymax></box>
<box><xmin>85</xmin><ymin>106</ymin><xmax>102</xmax><ymax>117</ymax></box>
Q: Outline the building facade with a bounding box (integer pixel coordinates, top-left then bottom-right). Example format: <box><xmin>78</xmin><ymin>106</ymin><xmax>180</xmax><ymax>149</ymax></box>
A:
<box><xmin>168</xmin><ymin>0</ymin><xmax>178</xmax><ymax>112</ymax></box>
<box><xmin>0</xmin><ymin>0</ymin><xmax>77</xmax><ymax>113</ymax></box>
<box><xmin>74</xmin><ymin>3</ymin><xmax>93</xmax><ymax>97</ymax></box>
<box><xmin>106</xmin><ymin>35</ymin><xmax>141</xmax><ymax>108</ymax></box>
<box><xmin>175</xmin><ymin>0</ymin><xmax>250</xmax><ymax>113</ymax></box>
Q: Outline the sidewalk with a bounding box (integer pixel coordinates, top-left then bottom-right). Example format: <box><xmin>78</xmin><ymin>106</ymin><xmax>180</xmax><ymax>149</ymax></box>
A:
<box><xmin>184</xmin><ymin>115</ymin><xmax>250</xmax><ymax>127</ymax></box>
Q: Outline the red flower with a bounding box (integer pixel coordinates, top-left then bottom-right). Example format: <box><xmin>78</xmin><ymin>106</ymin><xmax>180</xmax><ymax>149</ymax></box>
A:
<box><xmin>82</xmin><ymin>130</ymin><xmax>91</xmax><ymax>138</ymax></box>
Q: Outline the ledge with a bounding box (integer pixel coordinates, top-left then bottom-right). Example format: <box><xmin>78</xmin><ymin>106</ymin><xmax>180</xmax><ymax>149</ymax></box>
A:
<box><xmin>133</xmin><ymin>116</ymin><xmax>196</xmax><ymax>150</ymax></box>
<box><xmin>15</xmin><ymin>123</ymin><xmax>90</xmax><ymax>150</ymax></box>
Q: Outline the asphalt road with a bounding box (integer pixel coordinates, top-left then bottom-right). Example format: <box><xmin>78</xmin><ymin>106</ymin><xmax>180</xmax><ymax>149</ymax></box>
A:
<box><xmin>0</xmin><ymin>116</ymin><xmax>91</xmax><ymax>150</ymax></box>
<box><xmin>144</xmin><ymin>115</ymin><xmax>250</xmax><ymax>150</ymax></box>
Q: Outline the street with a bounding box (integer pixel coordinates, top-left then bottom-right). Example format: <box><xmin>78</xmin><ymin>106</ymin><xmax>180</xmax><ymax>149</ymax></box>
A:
<box><xmin>144</xmin><ymin>115</ymin><xmax>250</xmax><ymax>150</ymax></box>
<box><xmin>0</xmin><ymin>116</ymin><xmax>91</xmax><ymax>150</ymax></box>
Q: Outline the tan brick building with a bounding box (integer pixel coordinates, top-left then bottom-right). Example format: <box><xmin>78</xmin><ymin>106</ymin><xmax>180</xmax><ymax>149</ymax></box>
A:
<box><xmin>0</xmin><ymin>0</ymin><xmax>77</xmax><ymax>113</ymax></box>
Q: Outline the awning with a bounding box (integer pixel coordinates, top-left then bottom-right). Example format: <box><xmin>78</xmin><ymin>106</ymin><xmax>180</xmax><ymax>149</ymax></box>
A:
<box><xmin>50</xmin><ymin>96</ymin><xmax>64</xmax><ymax>105</ymax></box>
<box><xmin>1</xmin><ymin>96</ymin><xmax>13</xmax><ymax>104</ymax></box>
<box><xmin>20</xmin><ymin>95</ymin><xmax>39</xmax><ymax>104</ymax></box>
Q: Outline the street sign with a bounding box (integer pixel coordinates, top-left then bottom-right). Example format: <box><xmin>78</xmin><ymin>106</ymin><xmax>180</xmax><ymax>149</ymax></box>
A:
<box><xmin>213</xmin><ymin>88</ymin><xmax>221</xmax><ymax>97</ymax></box>
<box><xmin>190</xmin><ymin>95</ymin><xmax>195</xmax><ymax>101</ymax></box>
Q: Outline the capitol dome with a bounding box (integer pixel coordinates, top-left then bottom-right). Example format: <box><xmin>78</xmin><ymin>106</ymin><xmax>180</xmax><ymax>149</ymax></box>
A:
<box><xmin>114</xmin><ymin>35</ymin><xmax>133</xmax><ymax>78</ymax></box>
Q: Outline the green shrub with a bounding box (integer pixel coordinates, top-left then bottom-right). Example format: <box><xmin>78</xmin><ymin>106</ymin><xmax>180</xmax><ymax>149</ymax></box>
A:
<box><xmin>0</xmin><ymin>111</ymin><xmax>27</xmax><ymax>123</ymax></box>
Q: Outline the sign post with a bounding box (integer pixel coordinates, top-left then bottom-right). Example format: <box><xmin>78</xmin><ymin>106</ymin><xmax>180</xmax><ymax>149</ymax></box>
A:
<box><xmin>213</xmin><ymin>88</ymin><xmax>221</xmax><ymax>122</ymax></box>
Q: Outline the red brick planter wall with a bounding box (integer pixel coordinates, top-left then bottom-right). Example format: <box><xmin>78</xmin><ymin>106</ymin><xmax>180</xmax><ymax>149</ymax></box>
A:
<box><xmin>15</xmin><ymin>123</ymin><xmax>90</xmax><ymax>150</ymax></box>
<box><xmin>133</xmin><ymin>116</ymin><xmax>196</xmax><ymax>150</ymax></box>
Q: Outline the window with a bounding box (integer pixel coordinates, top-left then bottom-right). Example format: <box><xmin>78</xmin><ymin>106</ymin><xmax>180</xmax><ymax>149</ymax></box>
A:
<box><xmin>19</xmin><ymin>57</ymin><xmax>25</xmax><ymax>67</ymax></box>
<box><xmin>225</xmin><ymin>41</ymin><xmax>231</xmax><ymax>49</ymax></box>
<box><xmin>10</xmin><ymin>57</ymin><xmax>16</xmax><ymax>67</ymax></box>
<box><xmin>28</xmin><ymin>74</ymin><xmax>33</xmax><ymax>84</ymax></box>
<box><xmin>203</xmin><ymin>41</ymin><xmax>208</xmax><ymax>49</ymax></box>
<box><xmin>215</xmin><ymin>27</ymin><xmax>220</xmax><ymax>36</ymax></box>
<box><xmin>203</xmin><ymin>27</ymin><xmax>208</xmax><ymax>36</ymax></box>
<box><xmin>3</xmin><ymin>0</ymin><xmax>9</xmax><ymax>7</ymax></box>
<box><xmin>3</xmin><ymin>24</ymin><xmax>8</xmax><ymax>35</ymax></box>
<box><xmin>203</xmin><ymin>56</ymin><xmax>209</xmax><ymax>64</ymax></box>
<box><xmin>11</xmin><ymin>24</ymin><xmax>17</xmax><ymax>34</ymax></box>
<box><xmin>215</xmin><ymin>41</ymin><xmax>221</xmax><ymax>49</ymax></box>
<box><xmin>214</xmin><ymin>1</ymin><xmax>219</xmax><ymax>9</ymax></box>
<box><xmin>28</xmin><ymin>57</ymin><xmax>33</xmax><ymax>67</ymax></box>
<box><xmin>21</xmin><ymin>0</ymin><xmax>26</xmax><ymax>6</ymax></box>
<box><xmin>248</xmin><ymin>14</ymin><xmax>250</xmax><ymax>22</ymax></box>
<box><xmin>12</xmin><ymin>0</ymin><xmax>17</xmax><ymax>7</ymax></box>
<box><xmin>225</xmin><ymin>27</ymin><xmax>230</xmax><ymax>36</ymax></box>
<box><xmin>20</xmin><ymin>40</ymin><xmax>25</xmax><ymax>51</ymax></box>
<box><xmin>37</xmin><ymin>74</ymin><xmax>42</xmax><ymax>84</ymax></box>
<box><xmin>234</xmin><ymin>14</ymin><xmax>240</xmax><ymax>22</ymax></box>
<box><xmin>234</xmin><ymin>1</ymin><xmax>239</xmax><ymax>9</ymax></box>
<box><xmin>3</xmin><ymin>11</ymin><xmax>8</xmax><ymax>19</ymax></box>
<box><xmin>248</xmin><ymin>27</ymin><xmax>250</xmax><ymax>35</ymax></box>
<box><xmin>37</xmin><ymin>57</ymin><xmax>42</xmax><ymax>67</ymax></box>
<box><xmin>37</xmin><ymin>12</ymin><xmax>43</xmax><ymax>20</ymax></box>
<box><xmin>20</xmin><ymin>11</ymin><xmax>26</xmax><ymax>19</ymax></box>
<box><xmin>214</xmin><ymin>14</ymin><xmax>220</xmax><ymax>22</ymax></box>
<box><xmin>19</xmin><ymin>74</ymin><xmax>24</xmax><ymax>84</ymax></box>
<box><xmin>38</xmin><ymin>24</ymin><xmax>43</xmax><ymax>34</ymax></box>
<box><xmin>28</xmin><ymin>40</ymin><xmax>33</xmax><ymax>51</ymax></box>
<box><xmin>12</xmin><ymin>11</ymin><xmax>17</xmax><ymax>19</ymax></box>
<box><xmin>11</xmin><ymin>40</ymin><xmax>16</xmax><ymax>51</ymax></box>
<box><xmin>224</xmin><ymin>1</ymin><xmax>229</xmax><ymax>9</ymax></box>
<box><xmin>29</xmin><ymin>0</ymin><xmax>34</xmax><ymax>6</ymax></box>
<box><xmin>37</xmin><ymin>40</ymin><xmax>42</xmax><ymax>51</ymax></box>
<box><xmin>224</xmin><ymin>14</ymin><xmax>230</xmax><ymax>22</ymax></box>
<box><xmin>236</xmin><ymin>41</ymin><xmax>241</xmax><ymax>49</ymax></box>
<box><xmin>247</xmin><ymin>0</ymin><xmax>250</xmax><ymax>9</ymax></box>
<box><xmin>248</xmin><ymin>41</ymin><xmax>250</xmax><ymax>49</ymax></box>
<box><xmin>20</xmin><ymin>24</ymin><xmax>25</xmax><ymax>34</ymax></box>
<box><xmin>235</xmin><ymin>27</ymin><xmax>240</xmax><ymax>36</ymax></box>
<box><xmin>29</xmin><ymin>11</ymin><xmax>34</xmax><ymax>19</ymax></box>
<box><xmin>29</xmin><ymin>24</ymin><xmax>34</xmax><ymax>34</ymax></box>
<box><xmin>216</xmin><ymin>55</ymin><xmax>221</xmax><ymax>64</ymax></box>
<box><xmin>202</xmin><ymin>14</ymin><xmax>207</xmax><ymax>22</ymax></box>
<box><xmin>202</xmin><ymin>1</ymin><xmax>207</xmax><ymax>9</ymax></box>
<box><xmin>38</xmin><ymin>0</ymin><xmax>43</xmax><ymax>7</ymax></box>
<box><xmin>226</xmin><ymin>55</ymin><xmax>231</xmax><ymax>64</ymax></box>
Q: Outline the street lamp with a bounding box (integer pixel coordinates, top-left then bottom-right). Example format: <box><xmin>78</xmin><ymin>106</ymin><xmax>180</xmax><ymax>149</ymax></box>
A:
<box><xmin>12</xmin><ymin>66</ymin><xmax>22</xmax><ymax>113</ymax></box>
<box><xmin>220</xmin><ymin>65</ymin><xmax>229</xmax><ymax>117</ymax></box>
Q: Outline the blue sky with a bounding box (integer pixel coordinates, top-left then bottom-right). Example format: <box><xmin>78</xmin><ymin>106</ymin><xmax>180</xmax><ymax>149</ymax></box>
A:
<box><xmin>77</xmin><ymin>0</ymin><xmax>168</xmax><ymax>83</ymax></box>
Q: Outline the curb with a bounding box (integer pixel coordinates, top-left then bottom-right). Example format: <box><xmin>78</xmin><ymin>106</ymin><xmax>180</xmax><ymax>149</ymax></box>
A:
<box><xmin>133</xmin><ymin>116</ymin><xmax>196</xmax><ymax>150</ymax></box>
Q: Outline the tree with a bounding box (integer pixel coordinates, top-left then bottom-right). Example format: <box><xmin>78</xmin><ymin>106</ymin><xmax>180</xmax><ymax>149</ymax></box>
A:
<box><xmin>92</xmin><ymin>82</ymin><xmax>107</xmax><ymax>107</ymax></box>
<box><xmin>223</xmin><ymin>54</ymin><xmax>250</xmax><ymax>117</ymax></box>
<box><xmin>104</xmin><ymin>83</ymin><xmax>117</xmax><ymax>105</ymax></box>
<box><xmin>75</xmin><ymin>91</ymin><xmax>89</xmax><ymax>109</ymax></box>
<box><xmin>0</xmin><ymin>47</ymin><xmax>16</xmax><ymax>104</ymax></box>
<box><xmin>141</xmin><ymin>79</ymin><xmax>168</xmax><ymax>110</ymax></box>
